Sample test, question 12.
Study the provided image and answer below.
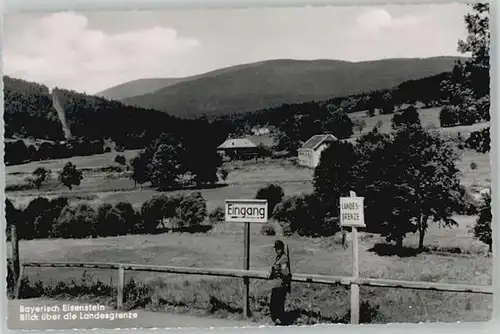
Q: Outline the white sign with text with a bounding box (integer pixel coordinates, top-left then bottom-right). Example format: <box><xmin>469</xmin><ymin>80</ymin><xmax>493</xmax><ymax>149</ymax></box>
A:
<box><xmin>225</xmin><ymin>199</ymin><xmax>268</xmax><ymax>223</ymax></box>
<box><xmin>340</xmin><ymin>197</ymin><xmax>365</xmax><ymax>227</ymax></box>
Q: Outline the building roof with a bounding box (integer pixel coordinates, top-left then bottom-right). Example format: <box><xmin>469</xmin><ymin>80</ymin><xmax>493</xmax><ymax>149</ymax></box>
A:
<box><xmin>217</xmin><ymin>138</ymin><xmax>258</xmax><ymax>149</ymax></box>
<box><xmin>299</xmin><ymin>134</ymin><xmax>337</xmax><ymax>150</ymax></box>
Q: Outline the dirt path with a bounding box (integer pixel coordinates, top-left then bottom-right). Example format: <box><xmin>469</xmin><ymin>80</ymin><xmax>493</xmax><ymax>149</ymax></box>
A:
<box><xmin>7</xmin><ymin>298</ymin><xmax>257</xmax><ymax>330</ymax></box>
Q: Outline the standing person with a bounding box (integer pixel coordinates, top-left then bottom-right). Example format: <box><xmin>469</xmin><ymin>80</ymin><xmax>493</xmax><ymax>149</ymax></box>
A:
<box><xmin>267</xmin><ymin>240</ymin><xmax>291</xmax><ymax>325</ymax></box>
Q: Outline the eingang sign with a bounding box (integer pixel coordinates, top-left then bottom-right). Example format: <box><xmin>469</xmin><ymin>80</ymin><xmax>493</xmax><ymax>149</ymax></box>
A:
<box><xmin>225</xmin><ymin>199</ymin><xmax>268</xmax><ymax>223</ymax></box>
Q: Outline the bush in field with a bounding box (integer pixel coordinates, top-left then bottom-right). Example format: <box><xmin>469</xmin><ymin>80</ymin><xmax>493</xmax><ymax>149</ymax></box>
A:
<box><xmin>466</xmin><ymin>127</ymin><xmax>490</xmax><ymax>153</ymax></box>
<box><xmin>28</xmin><ymin>167</ymin><xmax>52</xmax><ymax>190</ymax></box>
<box><xmin>95</xmin><ymin>204</ymin><xmax>127</xmax><ymax>237</ymax></box>
<box><xmin>130</xmin><ymin>154</ymin><xmax>150</xmax><ymax>188</ymax></box>
<box><xmin>59</xmin><ymin>162</ymin><xmax>83</xmax><ymax>190</ymax></box>
<box><xmin>472</xmin><ymin>192</ymin><xmax>492</xmax><ymax>253</ymax></box>
<box><xmin>174</xmin><ymin>192</ymin><xmax>207</xmax><ymax>229</ymax></box>
<box><xmin>115</xmin><ymin>202</ymin><xmax>139</xmax><ymax>234</ymax></box>
<box><xmin>115</xmin><ymin>155</ymin><xmax>127</xmax><ymax>166</ymax></box>
<box><xmin>273</xmin><ymin>194</ymin><xmax>338</xmax><ymax>237</ymax></box>
<box><xmin>5</xmin><ymin>198</ymin><xmax>20</xmax><ymax>240</ymax></box>
<box><xmin>391</xmin><ymin>106</ymin><xmax>420</xmax><ymax>130</ymax></box>
<box><xmin>439</xmin><ymin>106</ymin><xmax>459</xmax><ymax>128</ymax></box>
<box><xmin>25</xmin><ymin>197</ymin><xmax>69</xmax><ymax>239</ymax></box>
<box><xmin>139</xmin><ymin>196</ymin><xmax>169</xmax><ymax>233</ymax></box>
<box><xmin>255</xmin><ymin>184</ymin><xmax>284</xmax><ymax>217</ymax></box>
<box><xmin>51</xmin><ymin>204</ymin><xmax>96</xmax><ymax>239</ymax></box>
<box><xmin>260</xmin><ymin>224</ymin><xmax>276</xmax><ymax>236</ymax></box>
<box><xmin>209</xmin><ymin>206</ymin><xmax>225</xmax><ymax>224</ymax></box>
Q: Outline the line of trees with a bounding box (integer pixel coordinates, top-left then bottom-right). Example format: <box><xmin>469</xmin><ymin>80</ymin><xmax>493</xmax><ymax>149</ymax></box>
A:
<box><xmin>6</xmin><ymin>192</ymin><xmax>213</xmax><ymax>241</ymax></box>
<box><xmin>129</xmin><ymin>132</ymin><xmax>223</xmax><ymax>190</ymax></box>
<box><xmin>10</xmin><ymin>163</ymin><xmax>84</xmax><ymax>192</ymax></box>
<box><xmin>4</xmin><ymin>76</ymin><xmax>231</xmax><ymax>161</ymax></box>
<box><xmin>271</xmin><ymin>107</ymin><xmax>475</xmax><ymax>249</ymax></box>
<box><xmin>4</xmin><ymin>138</ymin><xmax>106</xmax><ymax>166</ymax></box>
<box><xmin>440</xmin><ymin>3</ymin><xmax>490</xmax><ymax>131</ymax></box>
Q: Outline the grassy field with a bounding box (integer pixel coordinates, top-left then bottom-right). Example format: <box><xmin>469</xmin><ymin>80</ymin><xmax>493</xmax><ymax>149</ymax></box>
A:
<box><xmin>5</xmin><ymin>107</ymin><xmax>493</xmax><ymax>325</ymax></box>
<box><xmin>349</xmin><ymin>107</ymin><xmax>490</xmax><ymax>138</ymax></box>
<box><xmin>9</xmin><ymin>216</ymin><xmax>492</xmax><ymax>324</ymax></box>
<box><xmin>6</xmin><ymin>155</ymin><xmax>314</xmax><ymax>212</ymax></box>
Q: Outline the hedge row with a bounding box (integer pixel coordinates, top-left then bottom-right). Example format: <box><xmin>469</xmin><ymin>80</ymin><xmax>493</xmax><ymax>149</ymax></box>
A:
<box><xmin>5</xmin><ymin>138</ymin><xmax>106</xmax><ymax>166</ymax></box>
<box><xmin>6</xmin><ymin>192</ymin><xmax>217</xmax><ymax>240</ymax></box>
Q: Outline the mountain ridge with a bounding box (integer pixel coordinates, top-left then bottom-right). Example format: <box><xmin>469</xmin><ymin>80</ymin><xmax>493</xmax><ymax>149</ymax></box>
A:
<box><xmin>99</xmin><ymin>56</ymin><xmax>464</xmax><ymax>118</ymax></box>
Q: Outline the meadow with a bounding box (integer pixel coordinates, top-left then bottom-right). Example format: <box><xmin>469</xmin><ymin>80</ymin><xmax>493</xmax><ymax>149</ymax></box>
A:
<box><xmin>5</xmin><ymin>107</ymin><xmax>493</xmax><ymax>325</ymax></box>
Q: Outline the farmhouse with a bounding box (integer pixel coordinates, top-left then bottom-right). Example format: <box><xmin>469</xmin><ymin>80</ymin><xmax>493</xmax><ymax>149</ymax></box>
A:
<box><xmin>217</xmin><ymin>138</ymin><xmax>260</xmax><ymax>161</ymax></box>
<box><xmin>297</xmin><ymin>134</ymin><xmax>337</xmax><ymax>168</ymax></box>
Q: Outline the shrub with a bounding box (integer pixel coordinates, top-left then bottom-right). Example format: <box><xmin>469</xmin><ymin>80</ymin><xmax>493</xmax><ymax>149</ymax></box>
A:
<box><xmin>466</xmin><ymin>127</ymin><xmax>490</xmax><ymax>153</ymax></box>
<box><xmin>139</xmin><ymin>196</ymin><xmax>169</xmax><ymax>233</ymax></box>
<box><xmin>59</xmin><ymin>162</ymin><xmax>83</xmax><ymax>190</ymax></box>
<box><xmin>273</xmin><ymin>194</ymin><xmax>338</xmax><ymax>237</ymax></box>
<box><xmin>51</xmin><ymin>204</ymin><xmax>96</xmax><ymax>239</ymax></box>
<box><xmin>174</xmin><ymin>192</ymin><xmax>207</xmax><ymax>229</ymax></box>
<box><xmin>5</xmin><ymin>198</ymin><xmax>20</xmax><ymax>241</ymax></box>
<box><xmin>260</xmin><ymin>224</ymin><xmax>276</xmax><ymax>236</ymax></box>
<box><xmin>115</xmin><ymin>155</ymin><xmax>127</xmax><ymax>165</ymax></box>
<box><xmin>29</xmin><ymin>167</ymin><xmax>52</xmax><ymax>190</ymax></box>
<box><xmin>139</xmin><ymin>193</ymin><xmax>207</xmax><ymax>232</ymax></box>
<box><xmin>255</xmin><ymin>184</ymin><xmax>284</xmax><ymax>217</ymax></box>
<box><xmin>458</xmin><ymin>108</ymin><xmax>480</xmax><ymax>125</ymax></box>
<box><xmin>115</xmin><ymin>202</ymin><xmax>139</xmax><ymax>234</ymax></box>
<box><xmin>219</xmin><ymin>169</ymin><xmax>229</xmax><ymax>182</ymax></box>
<box><xmin>95</xmin><ymin>204</ymin><xmax>125</xmax><ymax>237</ymax></box>
<box><xmin>391</xmin><ymin>106</ymin><xmax>420</xmax><ymax>130</ymax></box>
<box><xmin>439</xmin><ymin>105</ymin><xmax>459</xmax><ymax>127</ymax></box>
<box><xmin>472</xmin><ymin>192</ymin><xmax>492</xmax><ymax>253</ymax></box>
<box><xmin>209</xmin><ymin>206</ymin><xmax>225</xmax><ymax>224</ymax></box>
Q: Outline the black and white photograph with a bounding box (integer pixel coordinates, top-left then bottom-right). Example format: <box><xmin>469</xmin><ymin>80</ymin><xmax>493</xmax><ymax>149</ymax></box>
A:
<box><xmin>3</xmin><ymin>2</ymin><xmax>493</xmax><ymax>330</ymax></box>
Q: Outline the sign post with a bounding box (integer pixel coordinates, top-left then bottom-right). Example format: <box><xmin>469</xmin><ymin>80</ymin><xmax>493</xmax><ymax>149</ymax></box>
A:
<box><xmin>340</xmin><ymin>191</ymin><xmax>365</xmax><ymax>325</ymax></box>
<box><xmin>225</xmin><ymin>199</ymin><xmax>268</xmax><ymax>318</ymax></box>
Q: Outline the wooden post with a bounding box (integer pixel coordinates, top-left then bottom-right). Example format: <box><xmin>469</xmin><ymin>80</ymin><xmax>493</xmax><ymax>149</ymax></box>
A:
<box><xmin>243</xmin><ymin>221</ymin><xmax>251</xmax><ymax>317</ymax></box>
<box><xmin>117</xmin><ymin>266</ymin><xmax>125</xmax><ymax>310</ymax></box>
<box><xmin>15</xmin><ymin>265</ymin><xmax>24</xmax><ymax>299</ymax></box>
<box><xmin>11</xmin><ymin>225</ymin><xmax>20</xmax><ymax>295</ymax></box>
<box><xmin>349</xmin><ymin>191</ymin><xmax>360</xmax><ymax>325</ymax></box>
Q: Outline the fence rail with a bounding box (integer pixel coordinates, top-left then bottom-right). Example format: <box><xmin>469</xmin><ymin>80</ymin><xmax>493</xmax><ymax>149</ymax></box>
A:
<box><xmin>17</xmin><ymin>260</ymin><xmax>493</xmax><ymax>323</ymax></box>
<box><xmin>22</xmin><ymin>261</ymin><xmax>494</xmax><ymax>294</ymax></box>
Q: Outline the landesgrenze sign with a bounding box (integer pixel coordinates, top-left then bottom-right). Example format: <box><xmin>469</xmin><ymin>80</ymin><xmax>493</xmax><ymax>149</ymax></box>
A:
<box><xmin>340</xmin><ymin>196</ymin><xmax>365</xmax><ymax>227</ymax></box>
<box><xmin>225</xmin><ymin>199</ymin><xmax>268</xmax><ymax>223</ymax></box>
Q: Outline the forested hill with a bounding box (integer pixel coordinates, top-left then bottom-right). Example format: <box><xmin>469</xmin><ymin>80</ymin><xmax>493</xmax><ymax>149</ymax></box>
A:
<box><xmin>3</xmin><ymin>76</ymin><xmax>229</xmax><ymax>150</ymax></box>
<box><xmin>111</xmin><ymin>56</ymin><xmax>463</xmax><ymax>118</ymax></box>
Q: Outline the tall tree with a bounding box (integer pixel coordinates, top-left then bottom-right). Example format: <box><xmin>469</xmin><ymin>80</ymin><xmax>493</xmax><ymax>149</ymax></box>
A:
<box><xmin>325</xmin><ymin>106</ymin><xmax>354</xmax><ymax>139</ymax></box>
<box><xmin>441</xmin><ymin>3</ymin><xmax>490</xmax><ymax>125</ymax></box>
<box><xmin>59</xmin><ymin>162</ymin><xmax>83</xmax><ymax>190</ymax></box>
<box><xmin>313</xmin><ymin>141</ymin><xmax>358</xmax><ymax>216</ymax></box>
<box><xmin>387</xmin><ymin>126</ymin><xmax>465</xmax><ymax>249</ymax></box>
<box><xmin>130</xmin><ymin>154</ymin><xmax>150</xmax><ymax>188</ymax></box>
<box><xmin>147</xmin><ymin>134</ymin><xmax>187</xmax><ymax>190</ymax></box>
<box><xmin>30</xmin><ymin>167</ymin><xmax>52</xmax><ymax>190</ymax></box>
<box><xmin>255</xmin><ymin>184</ymin><xmax>285</xmax><ymax>217</ymax></box>
<box><xmin>472</xmin><ymin>192</ymin><xmax>492</xmax><ymax>253</ymax></box>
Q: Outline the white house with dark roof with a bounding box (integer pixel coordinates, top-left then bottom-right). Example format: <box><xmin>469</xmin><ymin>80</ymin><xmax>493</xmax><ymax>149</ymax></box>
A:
<box><xmin>297</xmin><ymin>134</ymin><xmax>337</xmax><ymax>168</ymax></box>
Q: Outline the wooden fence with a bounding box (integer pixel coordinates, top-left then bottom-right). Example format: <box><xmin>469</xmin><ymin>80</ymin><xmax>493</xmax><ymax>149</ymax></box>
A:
<box><xmin>14</xmin><ymin>261</ymin><xmax>493</xmax><ymax>325</ymax></box>
<box><xmin>8</xmin><ymin>226</ymin><xmax>493</xmax><ymax>325</ymax></box>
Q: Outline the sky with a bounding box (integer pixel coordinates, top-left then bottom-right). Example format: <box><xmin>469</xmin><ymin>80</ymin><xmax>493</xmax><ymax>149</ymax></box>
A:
<box><xmin>2</xmin><ymin>4</ymin><xmax>472</xmax><ymax>94</ymax></box>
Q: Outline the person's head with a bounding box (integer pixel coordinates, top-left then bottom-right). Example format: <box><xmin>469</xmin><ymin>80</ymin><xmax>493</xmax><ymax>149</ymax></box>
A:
<box><xmin>274</xmin><ymin>240</ymin><xmax>285</xmax><ymax>255</ymax></box>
